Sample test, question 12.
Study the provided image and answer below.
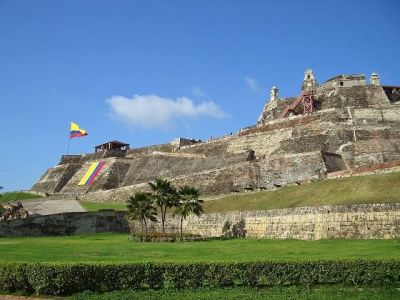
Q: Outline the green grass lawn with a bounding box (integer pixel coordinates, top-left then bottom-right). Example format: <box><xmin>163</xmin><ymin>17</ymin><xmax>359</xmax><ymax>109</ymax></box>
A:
<box><xmin>0</xmin><ymin>233</ymin><xmax>399</xmax><ymax>263</ymax></box>
<box><xmin>0</xmin><ymin>192</ymin><xmax>42</xmax><ymax>204</ymax></box>
<box><xmin>69</xmin><ymin>286</ymin><xmax>400</xmax><ymax>300</ymax></box>
<box><xmin>203</xmin><ymin>171</ymin><xmax>400</xmax><ymax>213</ymax></box>
<box><xmin>79</xmin><ymin>201</ymin><xmax>127</xmax><ymax>211</ymax></box>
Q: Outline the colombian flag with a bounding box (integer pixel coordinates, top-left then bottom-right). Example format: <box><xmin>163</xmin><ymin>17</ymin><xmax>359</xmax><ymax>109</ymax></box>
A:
<box><xmin>78</xmin><ymin>161</ymin><xmax>106</xmax><ymax>186</ymax></box>
<box><xmin>70</xmin><ymin>122</ymin><xmax>88</xmax><ymax>139</ymax></box>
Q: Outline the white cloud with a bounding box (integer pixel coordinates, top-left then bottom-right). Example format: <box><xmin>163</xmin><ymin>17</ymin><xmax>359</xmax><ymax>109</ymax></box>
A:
<box><xmin>245</xmin><ymin>76</ymin><xmax>262</xmax><ymax>92</ymax></box>
<box><xmin>107</xmin><ymin>94</ymin><xmax>227</xmax><ymax>129</ymax></box>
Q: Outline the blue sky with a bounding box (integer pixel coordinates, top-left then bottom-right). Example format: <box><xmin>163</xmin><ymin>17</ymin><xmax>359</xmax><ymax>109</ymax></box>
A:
<box><xmin>0</xmin><ymin>0</ymin><xmax>399</xmax><ymax>192</ymax></box>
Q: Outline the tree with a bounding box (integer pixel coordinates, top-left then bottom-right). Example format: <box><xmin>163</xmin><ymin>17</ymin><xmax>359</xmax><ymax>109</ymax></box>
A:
<box><xmin>126</xmin><ymin>192</ymin><xmax>158</xmax><ymax>240</ymax></box>
<box><xmin>148</xmin><ymin>178</ymin><xmax>178</xmax><ymax>234</ymax></box>
<box><xmin>174</xmin><ymin>186</ymin><xmax>203</xmax><ymax>241</ymax></box>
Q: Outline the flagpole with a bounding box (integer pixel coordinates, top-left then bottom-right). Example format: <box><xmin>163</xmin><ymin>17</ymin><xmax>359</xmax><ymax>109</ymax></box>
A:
<box><xmin>67</xmin><ymin>137</ymin><xmax>71</xmax><ymax>155</ymax></box>
<box><xmin>66</xmin><ymin>122</ymin><xmax>71</xmax><ymax>155</ymax></box>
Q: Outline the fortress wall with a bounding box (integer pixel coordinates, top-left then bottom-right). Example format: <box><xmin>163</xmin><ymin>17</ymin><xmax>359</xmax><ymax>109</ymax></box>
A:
<box><xmin>178</xmin><ymin>109</ymin><xmax>353</xmax><ymax>159</ymax></box>
<box><xmin>2</xmin><ymin>203</ymin><xmax>398</xmax><ymax>240</ymax></box>
<box><xmin>352</xmin><ymin>139</ymin><xmax>400</xmax><ymax>167</ymax></box>
<box><xmin>126</xmin><ymin>143</ymin><xmax>176</xmax><ymax>158</ymax></box>
<box><xmin>96</xmin><ymin>158</ymin><xmax>132</xmax><ymax>190</ymax></box>
<box><xmin>0</xmin><ymin>211</ymin><xmax>129</xmax><ymax>237</ymax></box>
<box><xmin>353</xmin><ymin>106</ymin><xmax>400</xmax><ymax>126</ymax></box>
<box><xmin>60</xmin><ymin>157</ymin><xmax>128</xmax><ymax>194</ymax></box>
<box><xmin>258</xmin><ymin>85</ymin><xmax>389</xmax><ymax>124</ymax></box>
<box><xmin>129</xmin><ymin>203</ymin><xmax>400</xmax><ymax>240</ymax></box>
<box><xmin>178</xmin><ymin>138</ymin><xmax>231</xmax><ymax>157</ymax></box>
<box><xmin>31</xmin><ymin>104</ymin><xmax>400</xmax><ymax>197</ymax></box>
<box><xmin>81</xmin><ymin>149</ymin><xmax>127</xmax><ymax>162</ymax></box>
<box><xmin>31</xmin><ymin>163</ymin><xmax>81</xmax><ymax>194</ymax></box>
<box><xmin>59</xmin><ymin>155</ymin><xmax>82</xmax><ymax>165</ymax></box>
<box><xmin>316</xmin><ymin>86</ymin><xmax>389</xmax><ymax>110</ymax></box>
<box><xmin>121</xmin><ymin>151</ymin><xmax>251</xmax><ymax>187</ymax></box>
<box><xmin>80</xmin><ymin>151</ymin><xmax>326</xmax><ymax>202</ymax></box>
<box><xmin>226</xmin><ymin>129</ymin><xmax>293</xmax><ymax>156</ymax></box>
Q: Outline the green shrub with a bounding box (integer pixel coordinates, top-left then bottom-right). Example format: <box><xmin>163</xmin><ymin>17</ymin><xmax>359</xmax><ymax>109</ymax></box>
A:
<box><xmin>0</xmin><ymin>260</ymin><xmax>398</xmax><ymax>296</ymax></box>
<box><xmin>129</xmin><ymin>233</ymin><xmax>204</xmax><ymax>242</ymax></box>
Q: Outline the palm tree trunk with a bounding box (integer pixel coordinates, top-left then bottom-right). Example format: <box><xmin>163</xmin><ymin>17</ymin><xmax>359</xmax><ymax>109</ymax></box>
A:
<box><xmin>163</xmin><ymin>205</ymin><xmax>168</xmax><ymax>234</ymax></box>
<box><xmin>180</xmin><ymin>216</ymin><xmax>183</xmax><ymax>241</ymax></box>
<box><xmin>140</xmin><ymin>219</ymin><xmax>144</xmax><ymax>242</ymax></box>
<box><xmin>161</xmin><ymin>206</ymin><xmax>165</xmax><ymax>234</ymax></box>
<box><xmin>144</xmin><ymin>218</ymin><xmax>148</xmax><ymax>237</ymax></box>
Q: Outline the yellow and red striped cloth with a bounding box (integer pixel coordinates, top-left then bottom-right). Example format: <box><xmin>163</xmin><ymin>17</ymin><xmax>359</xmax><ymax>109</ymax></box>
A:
<box><xmin>78</xmin><ymin>161</ymin><xmax>105</xmax><ymax>186</ymax></box>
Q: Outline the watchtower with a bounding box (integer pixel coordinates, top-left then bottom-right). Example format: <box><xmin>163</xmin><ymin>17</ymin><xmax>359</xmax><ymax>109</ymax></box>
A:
<box><xmin>301</xmin><ymin>69</ymin><xmax>317</xmax><ymax>92</ymax></box>
<box><xmin>370</xmin><ymin>72</ymin><xmax>380</xmax><ymax>86</ymax></box>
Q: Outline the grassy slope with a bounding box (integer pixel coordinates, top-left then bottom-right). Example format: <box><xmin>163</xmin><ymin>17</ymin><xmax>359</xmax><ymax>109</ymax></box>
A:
<box><xmin>80</xmin><ymin>172</ymin><xmax>400</xmax><ymax>213</ymax></box>
<box><xmin>203</xmin><ymin>172</ymin><xmax>400</xmax><ymax>213</ymax></box>
<box><xmin>69</xmin><ymin>286</ymin><xmax>400</xmax><ymax>300</ymax></box>
<box><xmin>0</xmin><ymin>192</ymin><xmax>41</xmax><ymax>204</ymax></box>
<box><xmin>80</xmin><ymin>201</ymin><xmax>127</xmax><ymax>211</ymax></box>
<box><xmin>0</xmin><ymin>233</ymin><xmax>399</xmax><ymax>263</ymax></box>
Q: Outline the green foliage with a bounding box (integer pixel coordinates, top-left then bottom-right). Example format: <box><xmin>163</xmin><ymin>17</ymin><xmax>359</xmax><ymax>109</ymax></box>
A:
<box><xmin>0</xmin><ymin>192</ymin><xmax>41</xmax><ymax>204</ymax></box>
<box><xmin>176</xmin><ymin>186</ymin><xmax>203</xmax><ymax>219</ymax></box>
<box><xmin>148</xmin><ymin>178</ymin><xmax>179</xmax><ymax>233</ymax></box>
<box><xmin>127</xmin><ymin>192</ymin><xmax>158</xmax><ymax>236</ymax></box>
<box><xmin>204</xmin><ymin>172</ymin><xmax>400</xmax><ymax>213</ymax></box>
<box><xmin>175</xmin><ymin>186</ymin><xmax>204</xmax><ymax>240</ymax></box>
<box><xmin>0</xmin><ymin>260</ymin><xmax>399</xmax><ymax>296</ymax></box>
<box><xmin>129</xmin><ymin>232</ymin><xmax>204</xmax><ymax>242</ymax></box>
<box><xmin>69</xmin><ymin>286</ymin><xmax>400</xmax><ymax>300</ymax></box>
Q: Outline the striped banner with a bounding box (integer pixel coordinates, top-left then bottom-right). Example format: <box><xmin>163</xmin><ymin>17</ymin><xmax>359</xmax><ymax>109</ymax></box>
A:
<box><xmin>78</xmin><ymin>161</ymin><xmax>106</xmax><ymax>186</ymax></box>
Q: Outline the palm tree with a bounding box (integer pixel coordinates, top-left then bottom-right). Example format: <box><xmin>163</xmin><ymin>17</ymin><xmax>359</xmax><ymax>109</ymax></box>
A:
<box><xmin>126</xmin><ymin>192</ymin><xmax>158</xmax><ymax>240</ymax></box>
<box><xmin>148</xmin><ymin>178</ymin><xmax>178</xmax><ymax>234</ymax></box>
<box><xmin>174</xmin><ymin>186</ymin><xmax>203</xmax><ymax>241</ymax></box>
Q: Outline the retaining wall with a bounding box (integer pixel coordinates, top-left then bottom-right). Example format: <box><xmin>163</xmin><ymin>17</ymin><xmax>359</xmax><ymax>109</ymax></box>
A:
<box><xmin>1</xmin><ymin>203</ymin><xmax>399</xmax><ymax>240</ymax></box>
<box><xmin>132</xmin><ymin>203</ymin><xmax>400</xmax><ymax>240</ymax></box>
<box><xmin>0</xmin><ymin>211</ymin><xmax>129</xmax><ymax>237</ymax></box>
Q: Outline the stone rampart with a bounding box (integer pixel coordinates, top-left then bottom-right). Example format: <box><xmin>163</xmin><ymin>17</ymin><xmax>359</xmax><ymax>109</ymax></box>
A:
<box><xmin>120</xmin><ymin>151</ymin><xmax>252</xmax><ymax>188</ymax></box>
<box><xmin>79</xmin><ymin>151</ymin><xmax>326</xmax><ymax>202</ymax></box>
<box><xmin>31</xmin><ymin>163</ymin><xmax>81</xmax><ymax>194</ymax></box>
<box><xmin>60</xmin><ymin>157</ymin><xmax>132</xmax><ymax>193</ymax></box>
<box><xmin>315</xmin><ymin>86</ymin><xmax>390</xmax><ymax>110</ymax></box>
<box><xmin>0</xmin><ymin>210</ymin><xmax>129</xmax><ymax>237</ymax></box>
<box><xmin>126</xmin><ymin>143</ymin><xmax>176</xmax><ymax>158</ymax></box>
<box><xmin>131</xmin><ymin>203</ymin><xmax>400</xmax><ymax>240</ymax></box>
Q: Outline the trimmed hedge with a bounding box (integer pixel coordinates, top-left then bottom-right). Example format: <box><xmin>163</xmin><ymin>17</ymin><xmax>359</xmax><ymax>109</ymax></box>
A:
<box><xmin>0</xmin><ymin>260</ymin><xmax>399</xmax><ymax>296</ymax></box>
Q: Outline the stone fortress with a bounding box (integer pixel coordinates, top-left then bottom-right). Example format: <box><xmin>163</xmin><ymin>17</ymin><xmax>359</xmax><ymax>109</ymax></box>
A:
<box><xmin>32</xmin><ymin>69</ymin><xmax>400</xmax><ymax>203</ymax></box>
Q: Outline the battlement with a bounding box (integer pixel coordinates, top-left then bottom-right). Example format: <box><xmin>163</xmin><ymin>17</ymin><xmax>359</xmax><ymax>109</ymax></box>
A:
<box><xmin>59</xmin><ymin>155</ymin><xmax>82</xmax><ymax>165</ymax></box>
<box><xmin>258</xmin><ymin>70</ymin><xmax>391</xmax><ymax>124</ymax></box>
<box><xmin>323</xmin><ymin>74</ymin><xmax>366</xmax><ymax>88</ymax></box>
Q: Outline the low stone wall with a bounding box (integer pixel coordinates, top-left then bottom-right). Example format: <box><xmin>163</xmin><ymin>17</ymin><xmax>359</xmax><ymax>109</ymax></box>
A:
<box><xmin>1</xmin><ymin>203</ymin><xmax>399</xmax><ymax>240</ymax></box>
<box><xmin>131</xmin><ymin>203</ymin><xmax>400</xmax><ymax>240</ymax></box>
<box><xmin>0</xmin><ymin>211</ymin><xmax>129</xmax><ymax>237</ymax></box>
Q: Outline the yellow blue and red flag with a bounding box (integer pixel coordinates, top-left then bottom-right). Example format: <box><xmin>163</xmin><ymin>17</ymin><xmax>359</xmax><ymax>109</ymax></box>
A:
<box><xmin>78</xmin><ymin>161</ymin><xmax>106</xmax><ymax>186</ymax></box>
<box><xmin>70</xmin><ymin>122</ymin><xmax>88</xmax><ymax>139</ymax></box>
